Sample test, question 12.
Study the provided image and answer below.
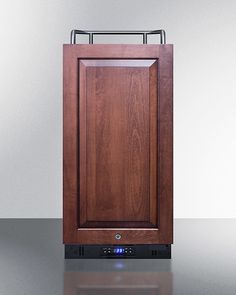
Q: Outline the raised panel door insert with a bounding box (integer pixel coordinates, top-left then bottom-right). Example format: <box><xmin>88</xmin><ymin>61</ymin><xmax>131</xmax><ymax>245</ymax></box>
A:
<box><xmin>79</xmin><ymin>59</ymin><xmax>158</xmax><ymax>228</ymax></box>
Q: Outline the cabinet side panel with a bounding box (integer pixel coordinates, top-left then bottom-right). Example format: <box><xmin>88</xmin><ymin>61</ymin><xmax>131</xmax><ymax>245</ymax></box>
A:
<box><xmin>158</xmin><ymin>45</ymin><xmax>173</xmax><ymax>243</ymax></box>
<box><xmin>63</xmin><ymin>47</ymin><xmax>78</xmax><ymax>243</ymax></box>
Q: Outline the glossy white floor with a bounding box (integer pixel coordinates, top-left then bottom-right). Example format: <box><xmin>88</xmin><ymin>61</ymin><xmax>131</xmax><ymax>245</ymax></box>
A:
<box><xmin>0</xmin><ymin>219</ymin><xmax>235</xmax><ymax>294</ymax></box>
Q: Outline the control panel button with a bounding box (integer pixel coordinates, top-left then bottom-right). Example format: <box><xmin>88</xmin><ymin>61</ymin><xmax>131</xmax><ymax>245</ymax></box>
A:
<box><xmin>101</xmin><ymin>246</ymin><xmax>135</xmax><ymax>256</ymax></box>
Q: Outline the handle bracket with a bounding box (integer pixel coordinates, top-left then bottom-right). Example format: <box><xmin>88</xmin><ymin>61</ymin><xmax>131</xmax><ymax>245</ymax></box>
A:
<box><xmin>70</xmin><ymin>30</ymin><xmax>166</xmax><ymax>45</ymax></box>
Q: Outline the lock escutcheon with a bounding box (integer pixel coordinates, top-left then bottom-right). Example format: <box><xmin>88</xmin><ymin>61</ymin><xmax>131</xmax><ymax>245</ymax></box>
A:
<box><xmin>115</xmin><ymin>233</ymin><xmax>121</xmax><ymax>240</ymax></box>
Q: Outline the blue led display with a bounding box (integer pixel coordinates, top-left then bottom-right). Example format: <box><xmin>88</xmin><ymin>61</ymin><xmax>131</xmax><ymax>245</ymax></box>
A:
<box><xmin>115</xmin><ymin>248</ymin><xmax>124</xmax><ymax>254</ymax></box>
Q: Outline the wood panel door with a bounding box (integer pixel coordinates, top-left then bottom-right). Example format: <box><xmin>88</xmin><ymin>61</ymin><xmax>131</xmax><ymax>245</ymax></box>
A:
<box><xmin>63</xmin><ymin>44</ymin><xmax>173</xmax><ymax>245</ymax></box>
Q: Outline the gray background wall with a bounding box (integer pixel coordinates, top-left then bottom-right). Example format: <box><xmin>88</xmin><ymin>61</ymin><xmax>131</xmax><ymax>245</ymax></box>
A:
<box><xmin>0</xmin><ymin>0</ymin><xmax>235</xmax><ymax>218</ymax></box>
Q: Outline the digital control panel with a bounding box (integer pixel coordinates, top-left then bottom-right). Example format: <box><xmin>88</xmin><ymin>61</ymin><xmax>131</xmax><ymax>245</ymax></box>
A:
<box><xmin>65</xmin><ymin>244</ymin><xmax>171</xmax><ymax>259</ymax></box>
<box><xmin>101</xmin><ymin>246</ymin><xmax>135</xmax><ymax>256</ymax></box>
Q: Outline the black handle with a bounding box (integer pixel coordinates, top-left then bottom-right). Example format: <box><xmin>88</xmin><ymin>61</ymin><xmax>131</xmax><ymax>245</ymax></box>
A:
<box><xmin>70</xmin><ymin>30</ymin><xmax>166</xmax><ymax>45</ymax></box>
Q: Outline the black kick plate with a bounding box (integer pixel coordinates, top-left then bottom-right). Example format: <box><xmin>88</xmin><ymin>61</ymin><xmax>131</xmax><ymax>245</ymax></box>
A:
<box><xmin>65</xmin><ymin>244</ymin><xmax>171</xmax><ymax>259</ymax></box>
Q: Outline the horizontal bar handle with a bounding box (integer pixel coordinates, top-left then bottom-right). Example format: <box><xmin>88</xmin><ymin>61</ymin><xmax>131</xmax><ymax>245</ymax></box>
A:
<box><xmin>70</xmin><ymin>30</ymin><xmax>166</xmax><ymax>45</ymax></box>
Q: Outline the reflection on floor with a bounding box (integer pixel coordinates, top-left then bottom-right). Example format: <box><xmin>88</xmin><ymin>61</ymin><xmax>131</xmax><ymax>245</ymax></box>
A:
<box><xmin>64</xmin><ymin>260</ymin><xmax>172</xmax><ymax>295</ymax></box>
<box><xmin>0</xmin><ymin>219</ymin><xmax>236</xmax><ymax>295</ymax></box>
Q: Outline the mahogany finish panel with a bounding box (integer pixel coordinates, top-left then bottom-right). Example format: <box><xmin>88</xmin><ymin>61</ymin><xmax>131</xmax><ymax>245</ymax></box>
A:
<box><xmin>79</xmin><ymin>59</ymin><xmax>157</xmax><ymax>228</ymax></box>
<box><xmin>63</xmin><ymin>45</ymin><xmax>173</xmax><ymax>245</ymax></box>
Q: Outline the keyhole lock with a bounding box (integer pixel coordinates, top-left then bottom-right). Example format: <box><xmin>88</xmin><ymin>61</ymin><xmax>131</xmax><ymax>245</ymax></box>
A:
<box><xmin>115</xmin><ymin>233</ymin><xmax>122</xmax><ymax>240</ymax></box>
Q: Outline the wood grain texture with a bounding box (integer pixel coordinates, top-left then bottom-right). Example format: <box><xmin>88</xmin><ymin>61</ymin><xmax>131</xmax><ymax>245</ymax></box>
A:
<box><xmin>157</xmin><ymin>45</ymin><xmax>173</xmax><ymax>243</ymax></box>
<box><xmin>80</xmin><ymin>59</ymin><xmax>155</xmax><ymax>228</ymax></box>
<box><xmin>63</xmin><ymin>44</ymin><xmax>173</xmax><ymax>245</ymax></box>
<box><xmin>63</xmin><ymin>47</ymin><xmax>78</xmax><ymax>243</ymax></box>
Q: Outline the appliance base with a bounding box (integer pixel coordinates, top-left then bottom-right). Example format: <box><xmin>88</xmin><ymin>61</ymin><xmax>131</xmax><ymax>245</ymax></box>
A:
<box><xmin>65</xmin><ymin>244</ymin><xmax>171</xmax><ymax>259</ymax></box>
